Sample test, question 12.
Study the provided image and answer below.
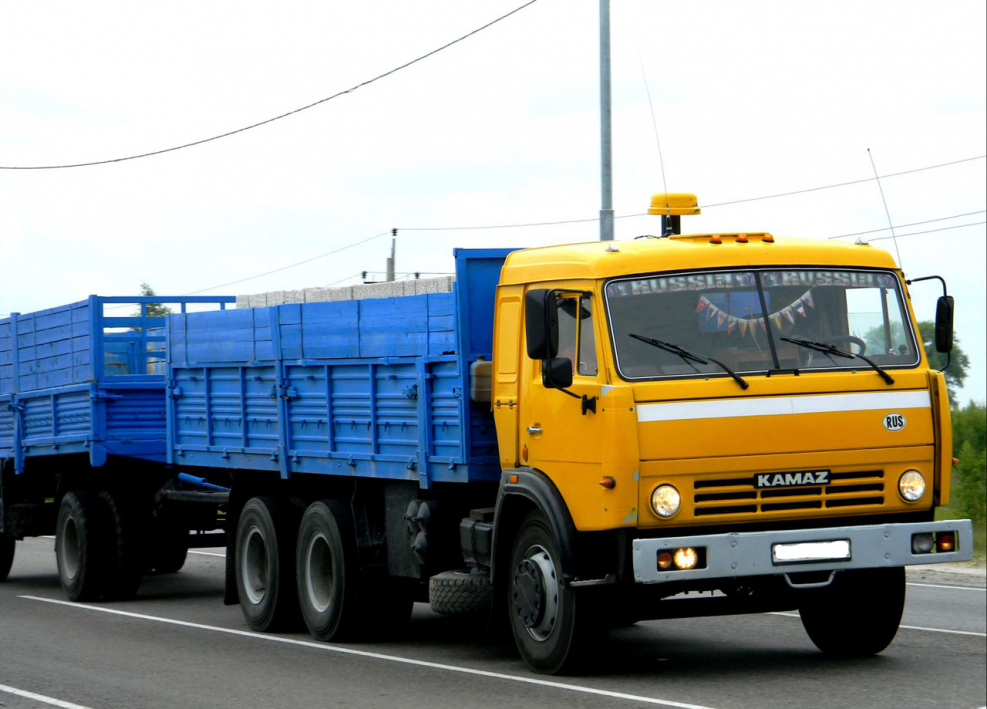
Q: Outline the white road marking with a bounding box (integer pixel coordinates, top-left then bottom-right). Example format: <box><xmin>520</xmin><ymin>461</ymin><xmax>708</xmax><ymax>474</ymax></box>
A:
<box><xmin>0</xmin><ymin>683</ymin><xmax>92</xmax><ymax>709</ymax></box>
<box><xmin>906</xmin><ymin>581</ymin><xmax>986</xmax><ymax>592</ymax></box>
<box><xmin>189</xmin><ymin>550</ymin><xmax>225</xmax><ymax>557</ymax></box>
<box><xmin>767</xmin><ymin>612</ymin><xmax>986</xmax><ymax>637</ymax></box>
<box><xmin>20</xmin><ymin>596</ymin><xmax>716</xmax><ymax>709</ymax></box>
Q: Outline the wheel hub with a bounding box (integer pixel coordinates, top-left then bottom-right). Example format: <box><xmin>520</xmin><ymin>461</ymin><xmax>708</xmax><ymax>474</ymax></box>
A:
<box><xmin>511</xmin><ymin>545</ymin><xmax>560</xmax><ymax>642</ymax></box>
<box><xmin>513</xmin><ymin>559</ymin><xmax>546</xmax><ymax>629</ymax></box>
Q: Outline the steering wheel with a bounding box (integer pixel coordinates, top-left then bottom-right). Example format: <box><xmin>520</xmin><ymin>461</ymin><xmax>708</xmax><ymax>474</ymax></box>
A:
<box><xmin>823</xmin><ymin>335</ymin><xmax>866</xmax><ymax>355</ymax></box>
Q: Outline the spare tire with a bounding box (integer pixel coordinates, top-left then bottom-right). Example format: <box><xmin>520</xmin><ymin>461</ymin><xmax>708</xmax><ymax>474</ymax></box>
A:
<box><xmin>429</xmin><ymin>570</ymin><xmax>493</xmax><ymax>616</ymax></box>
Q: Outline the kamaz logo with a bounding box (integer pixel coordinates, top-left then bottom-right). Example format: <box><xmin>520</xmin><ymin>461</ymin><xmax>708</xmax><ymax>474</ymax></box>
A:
<box><xmin>755</xmin><ymin>471</ymin><xmax>830</xmax><ymax>488</ymax></box>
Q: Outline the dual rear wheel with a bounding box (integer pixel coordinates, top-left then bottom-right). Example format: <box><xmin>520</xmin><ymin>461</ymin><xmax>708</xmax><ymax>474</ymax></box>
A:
<box><xmin>234</xmin><ymin>496</ymin><xmax>413</xmax><ymax>640</ymax></box>
<box><xmin>55</xmin><ymin>489</ymin><xmax>144</xmax><ymax>602</ymax></box>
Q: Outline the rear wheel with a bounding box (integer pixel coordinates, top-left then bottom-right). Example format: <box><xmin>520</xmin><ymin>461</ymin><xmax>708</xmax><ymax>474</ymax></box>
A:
<box><xmin>150</xmin><ymin>521</ymin><xmax>189</xmax><ymax>574</ymax></box>
<box><xmin>235</xmin><ymin>496</ymin><xmax>300</xmax><ymax>631</ymax></box>
<box><xmin>296</xmin><ymin>500</ymin><xmax>364</xmax><ymax>641</ymax></box>
<box><xmin>508</xmin><ymin>512</ymin><xmax>606</xmax><ymax>674</ymax></box>
<box><xmin>55</xmin><ymin>491</ymin><xmax>107</xmax><ymax>601</ymax></box>
<box><xmin>799</xmin><ymin>567</ymin><xmax>905</xmax><ymax>657</ymax></box>
<box><xmin>98</xmin><ymin>490</ymin><xmax>143</xmax><ymax>600</ymax></box>
<box><xmin>0</xmin><ymin>537</ymin><xmax>15</xmax><ymax>581</ymax></box>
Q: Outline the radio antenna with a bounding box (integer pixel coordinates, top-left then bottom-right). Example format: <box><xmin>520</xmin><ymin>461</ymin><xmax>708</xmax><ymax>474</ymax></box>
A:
<box><xmin>636</xmin><ymin>43</ymin><xmax>672</xmax><ymax>234</ymax></box>
<box><xmin>867</xmin><ymin>149</ymin><xmax>904</xmax><ymax>269</ymax></box>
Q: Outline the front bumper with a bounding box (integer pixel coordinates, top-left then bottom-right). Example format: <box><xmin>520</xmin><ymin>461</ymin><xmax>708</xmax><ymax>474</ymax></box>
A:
<box><xmin>631</xmin><ymin>520</ymin><xmax>973</xmax><ymax>585</ymax></box>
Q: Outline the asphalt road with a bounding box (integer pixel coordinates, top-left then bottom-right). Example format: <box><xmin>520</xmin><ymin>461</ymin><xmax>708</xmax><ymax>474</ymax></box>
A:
<box><xmin>1</xmin><ymin>537</ymin><xmax>984</xmax><ymax>709</ymax></box>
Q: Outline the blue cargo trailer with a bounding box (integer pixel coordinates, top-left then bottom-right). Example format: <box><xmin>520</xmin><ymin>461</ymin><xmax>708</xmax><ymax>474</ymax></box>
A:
<box><xmin>166</xmin><ymin>249</ymin><xmax>511</xmax><ymax>488</ymax></box>
<box><xmin>0</xmin><ymin>296</ymin><xmax>234</xmax><ymax>476</ymax></box>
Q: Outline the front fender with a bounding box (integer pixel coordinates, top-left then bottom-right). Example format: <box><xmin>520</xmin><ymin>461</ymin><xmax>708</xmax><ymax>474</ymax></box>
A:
<box><xmin>490</xmin><ymin>468</ymin><xmax>578</xmax><ymax>586</ymax></box>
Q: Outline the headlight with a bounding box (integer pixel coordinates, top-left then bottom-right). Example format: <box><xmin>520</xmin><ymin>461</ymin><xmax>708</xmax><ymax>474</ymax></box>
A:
<box><xmin>651</xmin><ymin>485</ymin><xmax>681</xmax><ymax>518</ymax></box>
<box><xmin>898</xmin><ymin>470</ymin><xmax>926</xmax><ymax>502</ymax></box>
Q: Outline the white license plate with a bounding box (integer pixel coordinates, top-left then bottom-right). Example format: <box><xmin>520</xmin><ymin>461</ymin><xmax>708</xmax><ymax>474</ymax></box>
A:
<box><xmin>772</xmin><ymin>540</ymin><xmax>851</xmax><ymax>564</ymax></box>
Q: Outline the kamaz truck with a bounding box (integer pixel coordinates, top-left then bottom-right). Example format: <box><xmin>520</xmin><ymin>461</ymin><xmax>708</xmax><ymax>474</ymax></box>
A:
<box><xmin>0</xmin><ymin>194</ymin><xmax>972</xmax><ymax>674</ymax></box>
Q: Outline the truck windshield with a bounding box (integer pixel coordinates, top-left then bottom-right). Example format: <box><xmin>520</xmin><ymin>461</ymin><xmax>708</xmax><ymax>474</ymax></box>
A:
<box><xmin>604</xmin><ymin>268</ymin><xmax>919</xmax><ymax>381</ymax></box>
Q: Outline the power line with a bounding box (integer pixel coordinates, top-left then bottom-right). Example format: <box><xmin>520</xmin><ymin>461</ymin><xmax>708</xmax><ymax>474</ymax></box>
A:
<box><xmin>827</xmin><ymin>210</ymin><xmax>986</xmax><ymax>239</ymax></box>
<box><xmin>865</xmin><ymin>221</ymin><xmax>985</xmax><ymax>241</ymax></box>
<box><xmin>0</xmin><ymin>1</ymin><xmax>538</xmax><ymax>171</ymax></box>
<box><xmin>398</xmin><ymin>155</ymin><xmax>986</xmax><ymax>231</ymax></box>
<box><xmin>186</xmin><ymin>231</ymin><xmax>391</xmax><ymax>295</ymax></box>
<box><xmin>698</xmin><ymin>155</ymin><xmax>985</xmax><ymax>209</ymax></box>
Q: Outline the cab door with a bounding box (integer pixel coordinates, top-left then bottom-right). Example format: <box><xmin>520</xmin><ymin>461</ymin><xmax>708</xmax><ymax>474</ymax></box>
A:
<box><xmin>519</xmin><ymin>287</ymin><xmax>604</xmax><ymax>482</ymax></box>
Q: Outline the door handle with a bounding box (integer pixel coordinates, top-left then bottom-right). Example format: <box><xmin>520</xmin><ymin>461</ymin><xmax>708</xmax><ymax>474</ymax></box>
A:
<box><xmin>526</xmin><ymin>426</ymin><xmax>542</xmax><ymax>435</ymax></box>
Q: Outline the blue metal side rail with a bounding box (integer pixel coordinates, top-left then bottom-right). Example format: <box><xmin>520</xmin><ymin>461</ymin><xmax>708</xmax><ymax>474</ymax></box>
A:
<box><xmin>167</xmin><ymin>249</ymin><xmax>512</xmax><ymax>488</ymax></box>
<box><xmin>1</xmin><ymin>296</ymin><xmax>234</xmax><ymax>473</ymax></box>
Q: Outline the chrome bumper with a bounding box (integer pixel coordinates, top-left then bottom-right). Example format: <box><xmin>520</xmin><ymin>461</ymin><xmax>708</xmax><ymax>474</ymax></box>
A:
<box><xmin>631</xmin><ymin>520</ymin><xmax>974</xmax><ymax>585</ymax></box>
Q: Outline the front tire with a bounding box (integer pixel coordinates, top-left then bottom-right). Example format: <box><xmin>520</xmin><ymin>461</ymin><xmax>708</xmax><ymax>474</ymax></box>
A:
<box><xmin>508</xmin><ymin>512</ymin><xmax>605</xmax><ymax>674</ymax></box>
<box><xmin>799</xmin><ymin>567</ymin><xmax>906</xmax><ymax>657</ymax></box>
<box><xmin>235</xmin><ymin>496</ymin><xmax>300</xmax><ymax>632</ymax></box>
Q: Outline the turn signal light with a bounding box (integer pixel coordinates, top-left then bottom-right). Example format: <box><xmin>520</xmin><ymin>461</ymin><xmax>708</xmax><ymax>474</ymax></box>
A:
<box><xmin>658</xmin><ymin>551</ymin><xmax>673</xmax><ymax>569</ymax></box>
<box><xmin>936</xmin><ymin>532</ymin><xmax>956</xmax><ymax>553</ymax></box>
<box><xmin>599</xmin><ymin>477</ymin><xmax>616</xmax><ymax>489</ymax></box>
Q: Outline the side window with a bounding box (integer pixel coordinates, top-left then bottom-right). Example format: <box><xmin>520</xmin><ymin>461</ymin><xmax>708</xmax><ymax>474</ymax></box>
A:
<box><xmin>557</xmin><ymin>296</ymin><xmax>598</xmax><ymax>377</ymax></box>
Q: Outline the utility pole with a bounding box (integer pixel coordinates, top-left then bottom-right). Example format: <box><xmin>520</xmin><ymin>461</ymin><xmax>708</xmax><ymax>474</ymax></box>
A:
<box><xmin>386</xmin><ymin>228</ymin><xmax>397</xmax><ymax>282</ymax></box>
<box><xmin>599</xmin><ymin>0</ymin><xmax>614</xmax><ymax>241</ymax></box>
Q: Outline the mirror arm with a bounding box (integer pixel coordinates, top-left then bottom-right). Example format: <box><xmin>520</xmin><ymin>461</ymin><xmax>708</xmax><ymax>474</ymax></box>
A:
<box><xmin>905</xmin><ymin>275</ymin><xmax>953</xmax><ymax>373</ymax></box>
<box><xmin>542</xmin><ymin>373</ymin><xmax>597</xmax><ymax>415</ymax></box>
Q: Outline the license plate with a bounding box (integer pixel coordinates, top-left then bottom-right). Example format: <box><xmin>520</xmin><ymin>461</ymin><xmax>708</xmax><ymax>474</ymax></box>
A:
<box><xmin>772</xmin><ymin>540</ymin><xmax>851</xmax><ymax>564</ymax></box>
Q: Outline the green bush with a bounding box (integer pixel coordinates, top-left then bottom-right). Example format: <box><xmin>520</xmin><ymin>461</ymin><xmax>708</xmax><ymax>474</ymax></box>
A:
<box><xmin>950</xmin><ymin>402</ymin><xmax>986</xmax><ymax>523</ymax></box>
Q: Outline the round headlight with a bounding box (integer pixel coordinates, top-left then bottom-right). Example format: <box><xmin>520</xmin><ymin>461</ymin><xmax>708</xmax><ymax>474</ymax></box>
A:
<box><xmin>651</xmin><ymin>485</ymin><xmax>681</xmax><ymax>518</ymax></box>
<box><xmin>898</xmin><ymin>470</ymin><xmax>926</xmax><ymax>502</ymax></box>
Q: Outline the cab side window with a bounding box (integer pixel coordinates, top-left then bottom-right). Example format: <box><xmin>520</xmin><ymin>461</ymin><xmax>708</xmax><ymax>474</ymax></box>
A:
<box><xmin>557</xmin><ymin>296</ymin><xmax>598</xmax><ymax>377</ymax></box>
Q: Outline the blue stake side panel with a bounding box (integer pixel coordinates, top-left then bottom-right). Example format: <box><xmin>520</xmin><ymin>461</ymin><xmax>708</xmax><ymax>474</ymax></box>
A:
<box><xmin>168</xmin><ymin>249</ymin><xmax>513</xmax><ymax>487</ymax></box>
<box><xmin>0</xmin><ymin>296</ymin><xmax>234</xmax><ymax>474</ymax></box>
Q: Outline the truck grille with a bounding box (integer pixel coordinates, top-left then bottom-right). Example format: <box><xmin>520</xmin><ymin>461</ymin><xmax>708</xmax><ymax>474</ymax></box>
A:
<box><xmin>693</xmin><ymin>470</ymin><xmax>885</xmax><ymax>517</ymax></box>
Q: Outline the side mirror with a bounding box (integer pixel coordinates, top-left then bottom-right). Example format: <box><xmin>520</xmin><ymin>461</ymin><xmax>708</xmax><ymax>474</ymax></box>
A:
<box><xmin>525</xmin><ymin>289</ymin><xmax>559</xmax><ymax>360</ymax></box>
<box><xmin>543</xmin><ymin>357</ymin><xmax>573</xmax><ymax>390</ymax></box>
<box><xmin>934</xmin><ymin>295</ymin><xmax>954</xmax><ymax>353</ymax></box>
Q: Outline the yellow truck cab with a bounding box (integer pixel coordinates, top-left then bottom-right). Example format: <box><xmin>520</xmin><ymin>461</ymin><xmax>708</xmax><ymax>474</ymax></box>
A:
<box><xmin>490</xmin><ymin>195</ymin><xmax>972</xmax><ymax>673</ymax></box>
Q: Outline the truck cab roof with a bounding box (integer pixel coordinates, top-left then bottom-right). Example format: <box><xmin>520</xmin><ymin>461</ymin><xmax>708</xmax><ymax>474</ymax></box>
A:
<box><xmin>499</xmin><ymin>234</ymin><xmax>898</xmax><ymax>286</ymax></box>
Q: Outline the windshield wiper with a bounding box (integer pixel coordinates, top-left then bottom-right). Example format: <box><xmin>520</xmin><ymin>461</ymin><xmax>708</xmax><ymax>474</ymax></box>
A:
<box><xmin>781</xmin><ymin>337</ymin><xmax>894</xmax><ymax>385</ymax></box>
<box><xmin>629</xmin><ymin>334</ymin><xmax>749</xmax><ymax>390</ymax></box>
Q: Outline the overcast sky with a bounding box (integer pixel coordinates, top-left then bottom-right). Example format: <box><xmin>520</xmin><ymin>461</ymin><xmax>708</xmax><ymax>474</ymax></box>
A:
<box><xmin>2</xmin><ymin>0</ymin><xmax>984</xmax><ymax>404</ymax></box>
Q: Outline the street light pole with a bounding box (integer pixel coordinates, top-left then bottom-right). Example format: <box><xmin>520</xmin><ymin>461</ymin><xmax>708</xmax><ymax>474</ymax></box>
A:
<box><xmin>599</xmin><ymin>0</ymin><xmax>614</xmax><ymax>241</ymax></box>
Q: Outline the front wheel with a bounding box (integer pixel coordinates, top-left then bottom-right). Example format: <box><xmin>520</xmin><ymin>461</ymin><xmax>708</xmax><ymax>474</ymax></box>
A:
<box><xmin>799</xmin><ymin>567</ymin><xmax>905</xmax><ymax>657</ymax></box>
<box><xmin>508</xmin><ymin>512</ymin><xmax>606</xmax><ymax>674</ymax></box>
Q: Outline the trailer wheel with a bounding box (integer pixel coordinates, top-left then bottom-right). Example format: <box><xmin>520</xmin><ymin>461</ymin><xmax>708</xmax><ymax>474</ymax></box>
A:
<box><xmin>150</xmin><ymin>522</ymin><xmax>189</xmax><ymax>574</ymax></box>
<box><xmin>507</xmin><ymin>511</ymin><xmax>606</xmax><ymax>675</ymax></box>
<box><xmin>0</xmin><ymin>537</ymin><xmax>15</xmax><ymax>582</ymax></box>
<box><xmin>235</xmin><ymin>496</ymin><xmax>300</xmax><ymax>632</ymax></box>
<box><xmin>429</xmin><ymin>570</ymin><xmax>493</xmax><ymax>616</ymax></box>
<box><xmin>55</xmin><ymin>491</ymin><xmax>108</xmax><ymax>601</ymax></box>
<box><xmin>799</xmin><ymin>567</ymin><xmax>905</xmax><ymax>657</ymax></box>
<box><xmin>98</xmin><ymin>491</ymin><xmax>143</xmax><ymax>600</ymax></box>
<box><xmin>295</xmin><ymin>500</ymin><xmax>365</xmax><ymax>641</ymax></box>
